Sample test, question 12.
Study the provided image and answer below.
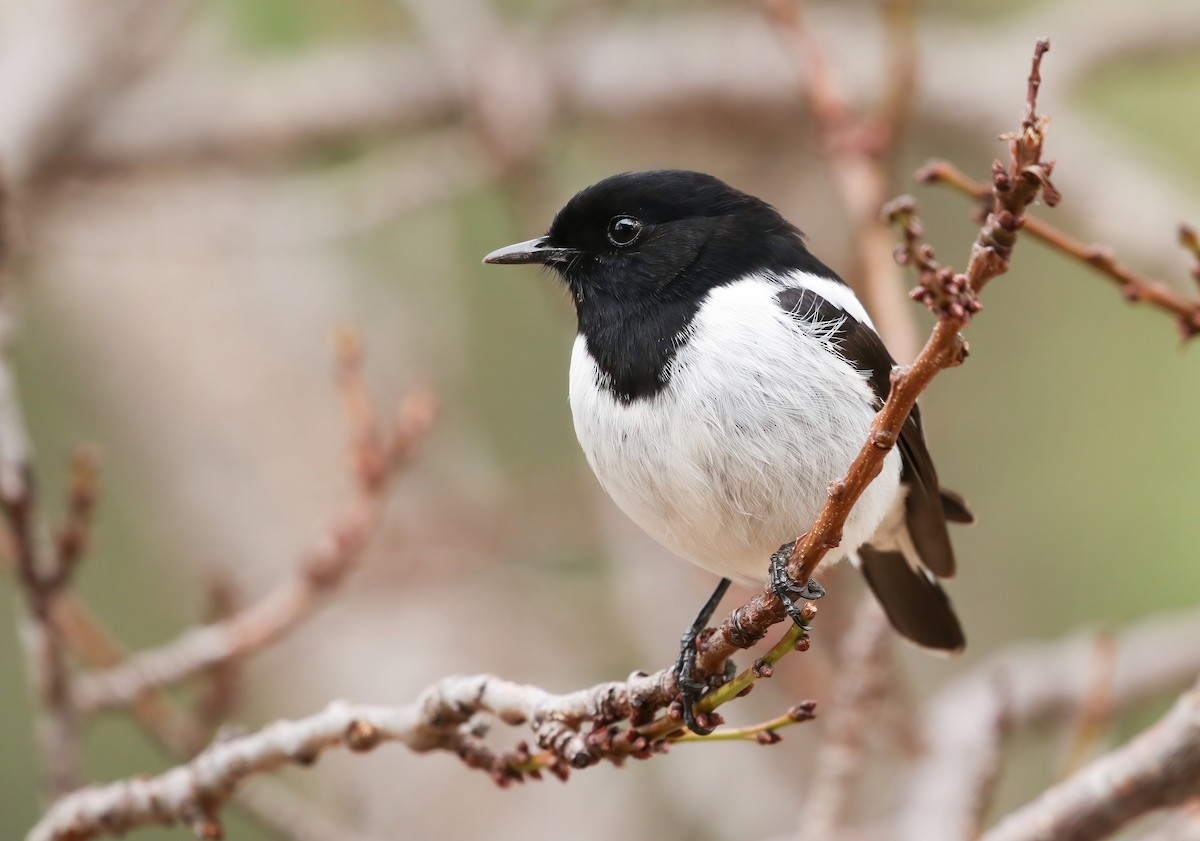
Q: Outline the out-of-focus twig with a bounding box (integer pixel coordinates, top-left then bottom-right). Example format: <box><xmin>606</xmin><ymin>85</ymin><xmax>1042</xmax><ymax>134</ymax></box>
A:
<box><xmin>1179</xmin><ymin>225</ymin><xmax>1200</xmax><ymax>287</ymax></box>
<box><xmin>71</xmin><ymin>336</ymin><xmax>436</xmax><ymax>713</ymax></box>
<box><xmin>981</xmin><ymin>677</ymin><xmax>1200</xmax><ymax>841</ymax></box>
<box><xmin>901</xmin><ymin>609</ymin><xmax>1200</xmax><ymax>841</ymax></box>
<box><xmin>0</xmin><ymin>0</ymin><xmax>195</xmax><ymax>185</ymax></box>
<box><xmin>796</xmin><ymin>598</ymin><xmax>896</xmax><ymax>835</ymax></box>
<box><xmin>65</xmin><ymin>0</ymin><xmax>1200</xmax><ymax>172</ymax></box>
<box><xmin>1060</xmin><ymin>632</ymin><xmax>1116</xmax><ymax>777</ymax></box>
<box><xmin>190</xmin><ymin>575</ymin><xmax>243</xmax><ymax>750</ymax></box>
<box><xmin>1</xmin><ymin>375</ymin><xmax>81</xmax><ymax>797</ymax></box>
<box><xmin>919</xmin><ymin>160</ymin><xmax>1200</xmax><ymax>339</ymax></box>
<box><xmin>0</xmin><ymin>180</ymin><xmax>80</xmax><ymax>794</ymax></box>
<box><xmin>764</xmin><ymin>3</ymin><xmax>924</xmax><ymax>832</ymax></box>
<box><xmin>766</xmin><ymin>0</ymin><xmax>921</xmax><ymax>360</ymax></box>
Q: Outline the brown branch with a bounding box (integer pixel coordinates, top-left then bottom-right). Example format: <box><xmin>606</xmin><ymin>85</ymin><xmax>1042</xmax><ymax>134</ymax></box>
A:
<box><xmin>689</xmin><ymin>40</ymin><xmax>1056</xmax><ymax>686</ymax></box>
<box><xmin>981</xmin><ymin>677</ymin><xmax>1200</xmax><ymax>841</ymax></box>
<box><xmin>919</xmin><ymin>159</ymin><xmax>1200</xmax><ymax>339</ymax></box>
<box><xmin>31</xmin><ymin>602</ymin><xmax>821</xmax><ymax>839</ymax></box>
<box><xmin>71</xmin><ymin>347</ymin><xmax>436</xmax><ymax>713</ymax></box>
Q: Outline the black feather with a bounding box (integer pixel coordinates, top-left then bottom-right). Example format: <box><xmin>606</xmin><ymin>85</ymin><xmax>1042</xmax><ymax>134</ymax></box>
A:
<box><xmin>775</xmin><ymin>286</ymin><xmax>962</xmax><ymax>578</ymax></box>
<box><xmin>857</xmin><ymin>547</ymin><xmax>965</xmax><ymax>652</ymax></box>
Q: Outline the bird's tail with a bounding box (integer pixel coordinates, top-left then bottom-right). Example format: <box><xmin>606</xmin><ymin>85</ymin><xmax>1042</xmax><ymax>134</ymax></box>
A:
<box><xmin>854</xmin><ymin>538</ymin><xmax>966</xmax><ymax>653</ymax></box>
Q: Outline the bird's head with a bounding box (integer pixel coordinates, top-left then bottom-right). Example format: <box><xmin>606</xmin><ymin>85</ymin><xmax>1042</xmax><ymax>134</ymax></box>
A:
<box><xmin>483</xmin><ymin>170</ymin><xmax>822</xmax><ymax>312</ymax></box>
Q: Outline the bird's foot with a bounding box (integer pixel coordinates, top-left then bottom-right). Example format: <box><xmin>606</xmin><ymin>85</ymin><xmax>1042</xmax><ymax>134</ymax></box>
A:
<box><xmin>770</xmin><ymin>541</ymin><xmax>825</xmax><ymax>630</ymax></box>
<box><xmin>674</xmin><ymin>578</ymin><xmax>733</xmax><ymax>735</ymax></box>
<box><xmin>674</xmin><ymin>639</ymin><xmax>734</xmax><ymax>736</ymax></box>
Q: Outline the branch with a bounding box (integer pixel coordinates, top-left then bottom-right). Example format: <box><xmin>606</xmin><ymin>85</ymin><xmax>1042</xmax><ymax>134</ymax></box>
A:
<box><xmin>72</xmin><ymin>338</ymin><xmax>437</xmax><ymax>713</ymax></box>
<box><xmin>981</xmin><ymin>677</ymin><xmax>1200</xmax><ymax>841</ymax></box>
<box><xmin>918</xmin><ymin>160</ymin><xmax>1200</xmax><ymax>339</ymax></box>
<box><xmin>28</xmin><ymin>670</ymin><xmax>677</xmax><ymax>841</ymax></box>
<box><xmin>0</xmin><ymin>187</ymin><xmax>80</xmax><ymax>794</ymax></box>
<box><xmin>689</xmin><ymin>38</ymin><xmax>1057</xmax><ymax>683</ymax></box>
<box><xmin>901</xmin><ymin>608</ymin><xmax>1200</xmax><ymax>841</ymax></box>
<box><xmin>796</xmin><ymin>598</ymin><xmax>896</xmax><ymax>835</ymax></box>
<box><xmin>766</xmin><ymin>0</ymin><xmax>921</xmax><ymax>360</ymax></box>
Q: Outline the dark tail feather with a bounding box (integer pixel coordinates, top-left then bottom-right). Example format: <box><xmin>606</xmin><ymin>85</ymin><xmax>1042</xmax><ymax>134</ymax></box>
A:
<box><xmin>939</xmin><ymin>488</ymin><xmax>975</xmax><ymax>524</ymax></box>
<box><xmin>857</xmin><ymin>547</ymin><xmax>965</xmax><ymax>653</ymax></box>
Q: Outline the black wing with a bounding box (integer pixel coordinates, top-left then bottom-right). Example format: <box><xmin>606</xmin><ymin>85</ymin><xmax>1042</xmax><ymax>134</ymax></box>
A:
<box><xmin>775</xmin><ymin>286</ymin><xmax>966</xmax><ymax>577</ymax></box>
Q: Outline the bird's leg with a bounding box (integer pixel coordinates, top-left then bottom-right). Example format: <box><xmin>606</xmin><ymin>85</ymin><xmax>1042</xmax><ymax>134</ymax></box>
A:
<box><xmin>674</xmin><ymin>577</ymin><xmax>731</xmax><ymax>736</ymax></box>
<box><xmin>770</xmin><ymin>540</ymin><xmax>825</xmax><ymax>629</ymax></box>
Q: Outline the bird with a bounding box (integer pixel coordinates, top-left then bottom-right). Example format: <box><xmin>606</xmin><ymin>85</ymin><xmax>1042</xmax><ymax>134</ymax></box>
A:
<box><xmin>483</xmin><ymin>169</ymin><xmax>971</xmax><ymax>733</ymax></box>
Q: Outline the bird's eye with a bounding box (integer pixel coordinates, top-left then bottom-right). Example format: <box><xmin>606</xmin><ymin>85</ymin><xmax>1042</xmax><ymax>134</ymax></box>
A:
<box><xmin>606</xmin><ymin>215</ymin><xmax>643</xmax><ymax>248</ymax></box>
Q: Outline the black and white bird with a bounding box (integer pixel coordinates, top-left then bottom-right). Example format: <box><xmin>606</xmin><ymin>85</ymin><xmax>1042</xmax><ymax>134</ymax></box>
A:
<box><xmin>484</xmin><ymin>170</ymin><xmax>971</xmax><ymax>731</ymax></box>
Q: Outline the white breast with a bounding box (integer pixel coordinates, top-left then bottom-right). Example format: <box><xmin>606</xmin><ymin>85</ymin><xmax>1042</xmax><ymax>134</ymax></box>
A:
<box><xmin>569</xmin><ymin>273</ymin><xmax>902</xmax><ymax>585</ymax></box>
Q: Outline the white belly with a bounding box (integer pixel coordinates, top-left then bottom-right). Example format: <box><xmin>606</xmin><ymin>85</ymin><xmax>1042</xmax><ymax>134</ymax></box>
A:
<box><xmin>569</xmin><ymin>277</ymin><xmax>902</xmax><ymax>585</ymax></box>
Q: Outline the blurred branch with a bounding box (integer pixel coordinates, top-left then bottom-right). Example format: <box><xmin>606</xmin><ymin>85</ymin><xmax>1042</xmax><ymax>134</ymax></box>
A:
<box><xmin>72</xmin><ymin>339</ymin><xmax>437</xmax><ymax>713</ymax></box>
<box><xmin>920</xmin><ymin>160</ymin><xmax>1200</xmax><ymax>339</ymax></box>
<box><xmin>1060</xmin><ymin>633</ymin><xmax>1117</xmax><ymax>777</ymax></box>
<box><xmin>0</xmin><ymin>184</ymin><xmax>80</xmax><ymax>794</ymax></box>
<box><xmin>398</xmin><ymin>0</ymin><xmax>550</xmax><ymax>171</ymax></box>
<box><xmin>1136</xmin><ymin>804</ymin><xmax>1200</xmax><ymax>841</ymax></box>
<box><xmin>796</xmin><ymin>598</ymin><xmax>896</xmax><ymax>836</ymax></box>
<box><xmin>766</xmin><ymin>0</ymin><xmax>920</xmax><ymax>361</ymax></box>
<box><xmin>981</xmin><ymin>676</ymin><xmax>1200</xmax><ymax>841</ymax></box>
<box><xmin>50</xmin><ymin>590</ymin><xmax>384</xmax><ymax>841</ymax></box>
<box><xmin>2</xmin><ymin>334</ymin><xmax>436</xmax><ymax>838</ymax></box>
<box><xmin>190</xmin><ymin>575</ymin><xmax>244</xmax><ymax>747</ymax></box>
<box><xmin>0</xmin><ymin>0</ymin><xmax>195</xmax><ymax>185</ymax></box>
<box><xmin>902</xmin><ymin>609</ymin><xmax>1200</xmax><ymax>841</ymax></box>
<box><xmin>69</xmin><ymin>1</ymin><xmax>1200</xmax><ymax>171</ymax></box>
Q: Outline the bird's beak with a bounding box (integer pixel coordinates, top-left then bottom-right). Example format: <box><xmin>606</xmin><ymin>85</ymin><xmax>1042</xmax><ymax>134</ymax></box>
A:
<box><xmin>482</xmin><ymin>237</ymin><xmax>577</xmax><ymax>266</ymax></box>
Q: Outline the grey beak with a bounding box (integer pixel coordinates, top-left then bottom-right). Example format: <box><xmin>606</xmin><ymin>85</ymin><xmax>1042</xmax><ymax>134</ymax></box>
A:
<box><xmin>482</xmin><ymin>237</ymin><xmax>577</xmax><ymax>265</ymax></box>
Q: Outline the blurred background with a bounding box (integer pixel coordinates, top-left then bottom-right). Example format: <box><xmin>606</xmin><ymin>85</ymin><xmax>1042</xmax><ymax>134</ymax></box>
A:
<box><xmin>2</xmin><ymin>0</ymin><xmax>1199</xmax><ymax>838</ymax></box>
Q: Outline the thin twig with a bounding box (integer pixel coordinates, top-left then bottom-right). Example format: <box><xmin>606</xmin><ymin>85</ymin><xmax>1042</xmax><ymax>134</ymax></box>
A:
<box><xmin>670</xmin><ymin>703</ymin><xmax>817</xmax><ymax>744</ymax></box>
<box><xmin>918</xmin><ymin>159</ymin><xmax>1200</xmax><ymax>338</ymax></box>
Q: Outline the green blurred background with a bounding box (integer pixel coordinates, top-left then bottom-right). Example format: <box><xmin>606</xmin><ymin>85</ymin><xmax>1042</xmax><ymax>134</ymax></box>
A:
<box><xmin>3</xmin><ymin>0</ymin><xmax>1199</xmax><ymax>838</ymax></box>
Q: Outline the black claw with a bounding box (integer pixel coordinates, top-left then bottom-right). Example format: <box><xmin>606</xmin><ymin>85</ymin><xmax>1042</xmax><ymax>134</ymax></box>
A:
<box><xmin>674</xmin><ymin>639</ymin><xmax>714</xmax><ymax>736</ymax></box>
<box><xmin>770</xmin><ymin>541</ymin><xmax>824</xmax><ymax>631</ymax></box>
<box><xmin>673</xmin><ymin>578</ymin><xmax>732</xmax><ymax>736</ymax></box>
<box><xmin>793</xmin><ymin>578</ymin><xmax>826</xmax><ymax>600</ymax></box>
